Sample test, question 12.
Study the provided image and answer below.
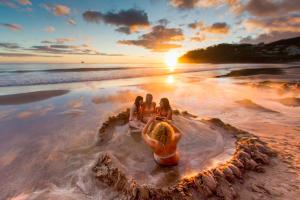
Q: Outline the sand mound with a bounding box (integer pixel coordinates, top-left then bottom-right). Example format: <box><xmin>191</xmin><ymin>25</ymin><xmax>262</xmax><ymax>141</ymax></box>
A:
<box><xmin>275</xmin><ymin>97</ymin><xmax>300</xmax><ymax>107</ymax></box>
<box><xmin>236</xmin><ymin>99</ymin><xmax>278</xmax><ymax>113</ymax></box>
<box><xmin>92</xmin><ymin>110</ymin><xmax>276</xmax><ymax>199</ymax></box>
<box><xmin>241</xmin><ymin>81</ymin><xmax>300</xmax><ymax>94</ymax></box>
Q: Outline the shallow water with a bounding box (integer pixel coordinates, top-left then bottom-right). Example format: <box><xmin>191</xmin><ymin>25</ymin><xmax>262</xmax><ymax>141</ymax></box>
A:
<box><xmin>0</xmin><ymin>63</ymin><xmax>299</xmax><ymax>199</ymax></box>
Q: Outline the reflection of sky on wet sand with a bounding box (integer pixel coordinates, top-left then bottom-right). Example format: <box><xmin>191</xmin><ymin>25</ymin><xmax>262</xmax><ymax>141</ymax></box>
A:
<box><xmin>0</xmin><ymin>64</ymin><xmax>299</xmax><ymax>199</ymax></box>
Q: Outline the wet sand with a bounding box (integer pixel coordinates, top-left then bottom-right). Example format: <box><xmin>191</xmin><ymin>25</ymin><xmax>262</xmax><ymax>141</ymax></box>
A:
<box><xmin>0</xmin><ymin>90</ymin><xmax>69</xmax><ymax>105</ymax></box>
<box><xmin>216</xmin><ymin>68</ymin><xmax>284</xmax><ymax>78</ymax></box>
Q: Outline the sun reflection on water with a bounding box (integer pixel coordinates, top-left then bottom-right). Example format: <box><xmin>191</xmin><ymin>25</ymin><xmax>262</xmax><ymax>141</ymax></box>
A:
<box><xmin>166</xmin><ymin>75</ymin><xmax>175</xmax><ymax>84</ymax></box>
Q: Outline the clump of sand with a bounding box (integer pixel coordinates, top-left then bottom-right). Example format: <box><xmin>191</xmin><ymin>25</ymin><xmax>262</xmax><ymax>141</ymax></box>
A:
<box><xmin>236</xmin><ymin>99</ymin><xmax>278</xmax><ymax>113</ymax></box>
<box><xmin>275</xmin><ymin>97</ymin><xmax>300</xmax><ymax>107</ymax></box>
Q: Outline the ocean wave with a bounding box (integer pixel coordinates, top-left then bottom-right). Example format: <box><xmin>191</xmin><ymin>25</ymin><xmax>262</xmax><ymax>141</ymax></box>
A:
<box><xmin>0</xmin><ymin>66</ymin><xmax>164</xmax><ymax>74</ymax></box>
<box><xmin>0</xmin><ymin>67</ymin><xmax>230</xmax><ymax>87</ymax></box>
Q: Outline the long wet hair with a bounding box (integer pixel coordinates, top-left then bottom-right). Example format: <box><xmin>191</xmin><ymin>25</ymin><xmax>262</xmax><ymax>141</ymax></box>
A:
<box><xmin>134</xmin><ymin>96</ymin><xmax>143</xmax><ymax>108</ymax></box>
<box><xmin>145</xmin><ymin>93</ymin><xmax>153</xmax><ymax>105</ymax></box>
<box><xmin>150</xmin><ymin>122</ymin><xmax>175</xmax><ymax>146</ymax></box>
<box><xmin>160</xmin><ymin>98</ymin><xmax>171</xmax><ymax>111</ymax></box>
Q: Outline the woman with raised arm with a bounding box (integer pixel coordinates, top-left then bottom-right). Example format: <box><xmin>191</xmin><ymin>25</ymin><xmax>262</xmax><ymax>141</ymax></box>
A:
<box><xmin>141</xmin><ymin>93</ymin><xmax>156</xmax><ymax>123</ymax></box>
<box><xmin>129</xmin><ymin>96</ymin><xmax>144</xmax><ymax>131</ymax></box>
<box><xmin>142</xmin><ymin>116</ymin><xmax>181</xmax><ymax>166</ymax></box>
<box><xmin>156</xmin><ymin>98</ymin><xmax>172</xmax><ymax>121</ymax></box>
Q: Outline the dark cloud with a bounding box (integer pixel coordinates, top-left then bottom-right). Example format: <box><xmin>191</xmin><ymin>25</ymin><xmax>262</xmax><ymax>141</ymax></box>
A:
<box><xmin>28</xmin><ymin>44</ymin><xmax>101</xmax><ymax>55</ymax></box>
<box><xmin>205</xmin><ymin>22</ymin><xmax>230</xmax><ymax>34</ymax></box>
<box><xmin>0</xmin><ymin>42</ymin><xmax>21</xmax><ymax>49</ymax></box>
<box><xmin>115</xmin><ymin>26</ymin><xmax>131</xmax><ymax>34</ymax></box>
<box><xmin>157</xmin><ymin>18</ymin><xmax>170</xmax><ymax>26</ymax></box>
<box><xmin>0</xmin><ymin>53</ymin><xmax>61</xmax><ymax>57</ymax></box>
<box><xmin>188</xmin><ymin>21</ymin><xmax>230</xmax><ymax>34</ymax></box>
<box><xmin>188</xmin><ymin>21</ymin><xmax>204</xmax><ymax>29</ymax></box>
<box><xmin>1</xmin><ymin>23</ymin><xmax>22</xmax><ymax>31</ymax></box>
<box><xmin>49</xmin><ymin>45</ymin><xmax>74</xmax><ymax>49</ymax></box>
<box><xmin>27</xmin><ymin>43</ymin><xmax>124</xmax><ymax>56</ymax></box>
<box><xmin>169</xmin><ymin>0</ymin><xmax>240</xmax><ymax>9</ymax></box>
<box><xmin>243</xmin><ymin>15</ymin><xmax>300</xmax><ymax>34</ymax></box>
<box><xmin>240</xmin><ymin>32</ymin><xmax>300</xmax><ymax>44</ymax></box>
<box><xmin>82</xmin><ymin>8</ymin><xmax>150</xmax><ymax>34</ymax></box>
<box><xmin>0</xmin><ymin>41</ymin><xmax>123</xmax><ymax>57</ymax></box>
<box><xmin>41</xmin><ymin>38</ymin><xmax>75</xmax><ymax>44</ymax></box>
<box><xmin>241</xmin><ymin>15</ymin><xmax>300</xmax><ymax>44</ymax></box>
<box><xmin>82</xmin><ymin>11</ymin><xmax>102</xmax><ymax>23</ymax></box>
<box><xmin>118</xmin><ymin>25</ymin><xmax>184</xmax><ymax>52</ymax></box>
<box><xmin>243</xmin><ymin>0</ymin><xmax>300</xmax><ymax>17</ymax></box>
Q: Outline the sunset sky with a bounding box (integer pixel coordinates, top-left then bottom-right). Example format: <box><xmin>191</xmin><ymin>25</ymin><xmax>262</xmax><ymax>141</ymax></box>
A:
<box><xmin>0</xmin><ymin>0</ymin><xmax>299</xmax><ymax>63</ymax></box>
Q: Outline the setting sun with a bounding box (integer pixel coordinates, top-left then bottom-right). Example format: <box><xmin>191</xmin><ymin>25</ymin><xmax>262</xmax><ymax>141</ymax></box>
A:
<box><xmin>164</xmin><ymin>52</ymin><xmax>179</xmax><ymax>71</ymax></box>
<box><xmin>166</xmin><ymin>75</ymin><xmax>175</xmax><ymax>84</ymax></box>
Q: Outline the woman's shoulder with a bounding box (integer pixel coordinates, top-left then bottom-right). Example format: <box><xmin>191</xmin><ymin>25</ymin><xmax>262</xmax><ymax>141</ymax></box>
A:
<box><xmin>131</xmin><ymin>104</ymin><xmax>137</xmax><ymax>110</ymax></box>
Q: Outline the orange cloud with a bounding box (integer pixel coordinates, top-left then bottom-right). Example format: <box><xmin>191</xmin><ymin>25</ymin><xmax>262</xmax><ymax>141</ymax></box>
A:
<box><xmin>243</xmin><ymin>15</ymin><xmax>300</xmax><ymax>33</ymax></box>
<box><xmin>243</xmin><ymin>0</ymin><xmax>300</xmax><ymax>17</ymax></box>
<box><xmin>190</xmin><ymin>34</ymin><xmax>206</xmax><ymax>42</ymax></box>
<box><xmin>53</xmin><ymin>4</ymin><xmax>70</xmax><ymax>16</ymax></box>
<box><xmin>118</xmin><ymin>25</ymin><xmax>184</xmax><ymax>52</ymax></box>
<box><xmin>203</xmin><ymin>22</ymin><xmax>230</xmax><ymax>34</ymax></box>
<box><xmin>42</xmin><ymin>3</ymin><xmax>71</xmax><ymax>16</ymax></box>
<box><xmin>170</xmin><ymin>0</ymin><xmax>240</xmax><ymax>9</ymax></box>
<box><xmin>188</xmin><ymin>21</ymin><xmax>230</xmax><ymax>42</ymax></box>
<box><xmin>241</xmin><ymin>15</ymin><xmax>300</xmax><ymax>44</ymax></box>
<box><xmin>17</xmin><ymin>0</ymin><xmax>31</xmax><ymax>6</ymax></box>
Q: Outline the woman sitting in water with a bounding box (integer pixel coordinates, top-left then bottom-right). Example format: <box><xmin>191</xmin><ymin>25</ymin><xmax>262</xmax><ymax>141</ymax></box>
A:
<box><xmin>129</xmin><ymin>96</ymin><xmax>144</xmax><ymax>131</ymax></box>
<box><xmin>142</xmin><ymin>117</ymin><xmax>181</xmax><ymax>166</ymax></box>
<box><xmin>156</xmin><ymin>98</ymin><xmax>172</xmax><ymax>120</ymax></box>
<box><xmin>141</xmin><ymin>93</ymin><xmax>156</xmax><ymax>123</ymax></box>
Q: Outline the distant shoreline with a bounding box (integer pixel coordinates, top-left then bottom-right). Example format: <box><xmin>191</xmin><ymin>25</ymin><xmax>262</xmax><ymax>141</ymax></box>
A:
<box><xmin>179</xmin><ymin>36</ymin><xmax>300</xmax><ymax>64</ymax></box>
<box><xmin>179</xmin><ymin>60</ymin><xmax>300</xmax><ymax>64</ymax></box>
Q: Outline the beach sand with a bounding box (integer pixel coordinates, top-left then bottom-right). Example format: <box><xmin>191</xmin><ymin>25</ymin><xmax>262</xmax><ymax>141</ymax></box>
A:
<box><xmin>0</xmin><ymin>90</ymin><xmax>69</xmax><ymax>105</ymax></box>
<box><xmin>0</xmin><ymin>64</ymin><xmax>299</xmax><ymax>199</ymax></box>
